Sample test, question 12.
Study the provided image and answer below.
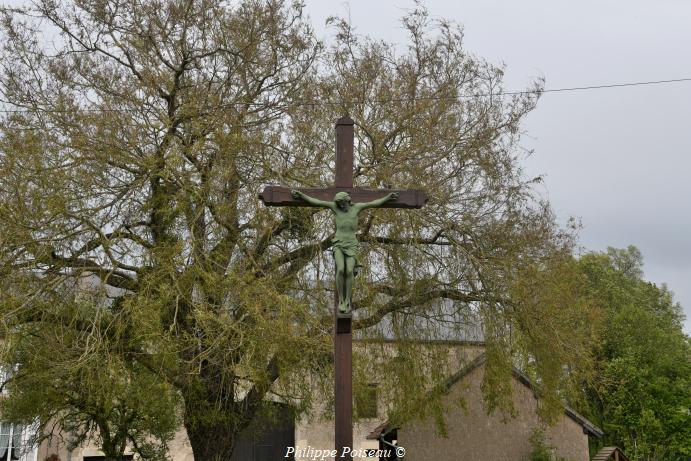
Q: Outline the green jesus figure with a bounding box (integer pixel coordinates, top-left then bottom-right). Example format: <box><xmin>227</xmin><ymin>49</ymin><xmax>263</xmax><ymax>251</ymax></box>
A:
<box><xmin>291</xmin><ymin>189</ymin><xmax>399</xmax><ymax>314</ymax></box>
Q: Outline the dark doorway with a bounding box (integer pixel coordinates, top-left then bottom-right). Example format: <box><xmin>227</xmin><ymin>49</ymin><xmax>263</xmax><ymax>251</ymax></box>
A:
<box><xmin>379</xmin><ymin>428</ymin><xmax>399</xmax><ymax>461</ymax></box>
<box><xmin>230</xmin><ymin>403</ymin><xmax>295</xmax><ymax>461</ymax></box>
<box><xmin>83</xmin><ymin>457</ymin><xmax>134</xmax><ymax>461</ymax></box>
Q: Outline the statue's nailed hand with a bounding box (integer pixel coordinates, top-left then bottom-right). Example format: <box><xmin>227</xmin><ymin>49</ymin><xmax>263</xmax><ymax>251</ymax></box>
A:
<box><xmin>390</xmin><ymin>192</ymin><xmax>399</xmax><ymax>201</ymax></box>
<box><xmin>291</xmin><ymin>190</ymin><xmax>302</xmax><ymax>199</ymax></box>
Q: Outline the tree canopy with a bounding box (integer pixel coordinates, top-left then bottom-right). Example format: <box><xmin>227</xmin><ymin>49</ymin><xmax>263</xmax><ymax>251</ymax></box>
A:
<box><xmin>0</xmin><ymin>1</ymin><xmax>595</xmax><ymax>459</ymax></box>
<box><xmin>577</xmin><ymin>247</ymin><xmax>690</xmax><ymax>461</ymax></box>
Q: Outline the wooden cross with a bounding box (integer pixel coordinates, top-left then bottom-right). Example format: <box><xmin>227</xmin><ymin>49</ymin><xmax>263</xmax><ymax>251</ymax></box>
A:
<box><xmin>258</xmin><ymin>116</ymin><xmax>427</xmax><ymax>459</ymax></box>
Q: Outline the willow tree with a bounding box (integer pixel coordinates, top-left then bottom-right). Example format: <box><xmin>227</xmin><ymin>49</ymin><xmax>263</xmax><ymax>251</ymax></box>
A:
<box><xmin>0</xmin><ymin>1</ymin><xmax>595</xmax><ymax>459</ymax></box>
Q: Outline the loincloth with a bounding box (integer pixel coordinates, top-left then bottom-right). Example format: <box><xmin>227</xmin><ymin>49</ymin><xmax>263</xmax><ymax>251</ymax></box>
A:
<box><xmin>332</xmin><ymin>236</ymin><xmax>359</xmax><ymax>257</ymax></box>
<box><xmin>331</xmin><ymin>236</ymin><xmax>362</xmax><ymax>275</ymax></box>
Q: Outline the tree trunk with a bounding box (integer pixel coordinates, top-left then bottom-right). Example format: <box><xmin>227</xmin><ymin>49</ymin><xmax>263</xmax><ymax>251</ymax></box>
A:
<box><xmin>185</xmin><ymin>418</ymin><xmax>238</xmax><ymax>461</ymax></box>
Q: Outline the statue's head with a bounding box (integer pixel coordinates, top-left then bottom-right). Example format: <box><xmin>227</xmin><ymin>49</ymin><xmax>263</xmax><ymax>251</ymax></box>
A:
<box><xmin>334</xmin><ymin>191</ymin><xmax>351</xmax><ymax>207</ymax></box>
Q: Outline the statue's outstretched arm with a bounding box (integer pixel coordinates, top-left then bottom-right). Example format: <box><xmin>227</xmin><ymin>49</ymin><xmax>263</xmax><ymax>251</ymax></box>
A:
<box><xmin>291</xmin><ymin>190</ymin><xmax>335</xmax><ymax>209</ymax></box>
<box><xmin>357</xmin><ymin>192</ymin><xmax>398</xmax><ymax>210</ymax></box>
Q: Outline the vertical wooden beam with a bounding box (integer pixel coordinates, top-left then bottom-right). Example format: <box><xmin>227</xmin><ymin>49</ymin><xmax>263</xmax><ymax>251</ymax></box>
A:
<box><xmin>258</xmin><ymin>115</ymin><xmax>425</xmax><ymax>460</ymax></box>
<box><xmin>334</xmin><ymin>314</ymin><xmax>352</xmax><ymax>459</ymax></box>
<box><xmin>335</xmin><ymin>116</ymin><xmax>354</xmax><ymax>188</ymax></box>
<box><xmin>334</xmin><ymin>116</ymin><xmax>353</xmax><ymax>459</ymax></box>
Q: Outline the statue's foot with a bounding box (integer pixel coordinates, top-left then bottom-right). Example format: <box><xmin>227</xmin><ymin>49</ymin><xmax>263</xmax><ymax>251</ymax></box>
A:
<box><xmin>338</xmin><ymin>300</ymin><xmax>350</xmax><ymax>314</ymax></box>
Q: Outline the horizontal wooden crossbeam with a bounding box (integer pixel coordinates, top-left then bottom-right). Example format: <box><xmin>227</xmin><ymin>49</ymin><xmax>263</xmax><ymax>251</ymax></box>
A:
<box><xmin>258</xmin><ymin>186</ymin><xmax>428</xmax><ymax>209</ymax></box>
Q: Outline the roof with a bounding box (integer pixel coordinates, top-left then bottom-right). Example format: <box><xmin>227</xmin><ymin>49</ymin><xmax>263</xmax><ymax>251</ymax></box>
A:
<box><xmin>367</xmin><ymin>353</ymin><xmax>604</xmax><ymax>439</ymax></box>
<box><xmin>446</xmin><ymin>354</ymin><xmax>603</xmax><ymax>437</ymax></box>
<box><xmin>592</xmin><ymin>447</ymin><xmax>630</xmax><ymax>461</ymax></box>
<box><xmin>366</xmin><ymin>422</ymin><xmax>389</xmax><ymax>440</ymax></box>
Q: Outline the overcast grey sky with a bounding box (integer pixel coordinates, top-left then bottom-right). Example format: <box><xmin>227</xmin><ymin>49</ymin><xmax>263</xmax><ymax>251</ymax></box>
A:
<box><xmin>304</xmin><ymin>0</ymin><xmax>691</xmax><ymax>332</ymax></box>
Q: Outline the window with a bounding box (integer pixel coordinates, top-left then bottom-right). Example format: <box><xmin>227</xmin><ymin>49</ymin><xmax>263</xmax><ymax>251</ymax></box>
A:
<box><xmin>356</xmin><ymin>384</ymin><xmax>378</xmax><ymax>419</ymax></box>
<box><xmin>0</xmin><ymin>364</ymin><xmax>38</xmax><ymax>461</ymax></box>
<box><xmin>0</xmin><ymin>422</ymin><xmax>23</xmax><ymax>460</ymax></box>
<box><xmin>0</xmin><ymin>422</ymin><xmax>38</xmax><ymax>461</ymax></box>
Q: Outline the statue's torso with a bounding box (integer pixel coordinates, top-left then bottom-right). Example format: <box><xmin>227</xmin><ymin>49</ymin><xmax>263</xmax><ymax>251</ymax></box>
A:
<box><xmin>333</xmin><ymin>206</ymin><xmax>359</xmax><ymax>241</ymax></box>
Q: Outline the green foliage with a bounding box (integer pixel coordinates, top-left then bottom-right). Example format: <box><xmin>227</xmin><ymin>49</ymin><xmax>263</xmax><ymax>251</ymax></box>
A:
<box><xmin>507</xmin><ymin>253</ymin><xmax>599</xmax><ymax>422</ymax></box>
<box><xmin>0</xmin><ymin>290</ymin><xmax>180</xmax><ymax>460</ymax></box>
<box><xmin>577</xmin><ymin>247</ymin><xmax>691</xmax><ymax>461</ymax></box>
<box><xmin>0</xmin><ymin>0</ymin><xmax>597</xmax><ymax>458</ymax></box>
<box><xmin>528</xmin><ymin>428</ymin><xmax>554</xmax><ymax>461</ymax></box>
<box><xmin>528</xmin><ymin>428</ymin><xmax>568</xmax><ymax>461</ymax></box>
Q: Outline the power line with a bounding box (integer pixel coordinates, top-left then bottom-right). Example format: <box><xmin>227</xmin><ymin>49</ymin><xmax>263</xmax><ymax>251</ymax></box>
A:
<box><xmin>532</xmin><ymin>77</ymin><xmax>691</xmax><ymax>95</ymax></box>
<box><xmin>1</xmin><ymin>77</ymin><xmax>690</xmax><ymax>115</ymax></box>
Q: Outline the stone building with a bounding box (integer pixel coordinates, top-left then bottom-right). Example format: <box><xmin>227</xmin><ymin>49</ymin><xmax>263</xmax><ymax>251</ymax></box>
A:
<box><xmin>375</xmin><ymin>352</ymin><xmax>602</xmax><ymax>461</ymax></box>
<box><xmin>7</xmin><ymin>341</ymin><xmax>602</xmax><ymax>461</ymax></box>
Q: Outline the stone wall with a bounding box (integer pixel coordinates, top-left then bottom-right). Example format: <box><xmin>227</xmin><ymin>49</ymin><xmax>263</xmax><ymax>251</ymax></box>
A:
<box><xmin>397</xmin><ymin>364</ymin><xmax>589</xmax><ymax>461</ymax></box>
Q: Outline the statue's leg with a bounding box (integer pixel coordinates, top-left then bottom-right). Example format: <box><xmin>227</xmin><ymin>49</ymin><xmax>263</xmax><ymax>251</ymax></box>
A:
<box><xmin>333</xmin><ymin>248</ymin><xmax>347</xmax><ymax>312</ymax></box>
<box><xmin>344</xmin><ymin>256</ymin><xmax>356</xmax><ymax>312</ymax></box>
